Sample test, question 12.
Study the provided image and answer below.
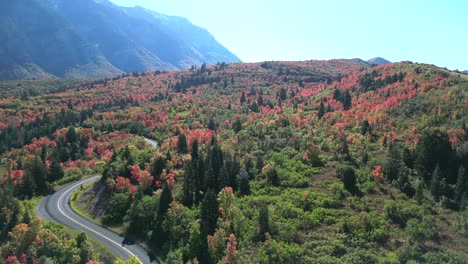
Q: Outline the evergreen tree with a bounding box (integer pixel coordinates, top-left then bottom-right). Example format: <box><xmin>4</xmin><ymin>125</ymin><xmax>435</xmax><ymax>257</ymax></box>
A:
<box><xmin>204</xmin><ymin>167</ymin><xmax>217</xmax><ymax>191</ymax></box>
<box><xmin>177</xmin><ymin>133</ymin><xmax>188</xmax><ymax>153</ymax></box>
<box><xmin>25</xmin><ymin>156</ymin><xmax>49</xmax><ymax>196</ymax></box>
<box><xmin>70</xmin><ymin>143</ymin><xmax>79</xmax><ymax>161</ymax></box>
<box><xmin>336</xmin><ymin>166</ymin><xmax>357</xmax><ymax>194</ymax></box>
<box><xmin>256</xmin><ymin>156</ymin><xmax>264</xmax><ymax>175</ymax></box>
<box><xmin>266</xmin><ymin>167</ymin><xmax>279</xmax><ymax>186</ymax></box>
<box><xmin>40</xmin><ymin>146</ymin><xmax>47</xmax><ymax>163</ymax></box>
<box><xmin>207</xmin><ymin>119</ymin><xmax>217</xmax><ymax>131</ymax></box>
<box><xmin>191</xmin><ymin>140</ymin><xmax>199</xmax><ymax>161</ymax></box>
<box><xmin>219</xmin><ymin>165</ymin><xmax>230</xmax><ymax>188</ymax></box>
<box><xmin>195</xmin><ymin>157</ymin><xmax>205</xmax><ymax>203</ymax></box>
<box><xmin>342</xmin><ymin>89</ymin><xmax>352</xmax><ymax>110</ymax></box>
<box><xmin>402</xmin><ymin>147</ymin><xmax>414</xmax><ymax>169</ymax></box>
<box><xmin>200</xmin><ymin>189</ymin><xmax>219</xmax><ymax>236</ymax></box>
<box><xmin>415</xmin><ymin>180</ymin><xmax>424</xmax><ymax>204</ymax></box>
<box><xmin>159</xmin><ymin>184</ymin><xmax>172</xmax><ymax>217</ymax></box>
<box><xmin>257</xmin><ymin>95</ymin><xmax>264</xmax><ymax>106</ymax></box>
<box><xmin>66</xmin><ymin>126</ymin><xmax>77</xmax><ymax>144</ymax></box>
<box><xmin>151</xmin><ymin>157</ymin><xmax>166</xmax><ymax>177</ymax></box>
<box><xmin>250</xmin><ymin>101</ymin><xmax>259</xmax><ymax>113</ymax></box>
<box><xmin>415</xmin><ymin>130</ymin><xmax>457</xmax><ymax>184</ymax></box>
<box><xmin>333</xmin><ymin>88</ymin><xmax>341</xmax><ymax>100</ymax></box>
<box><xmin>240</xmin><ymin>92</ymin><xmax>246</xmax><ymax>105</ymax></box>
<box><xmin>152</xmin><ymin>184</ymin><xmax>172</xmax><ymax>248</ymax></box>
<box><xmin>182</xmin><ymin>164</ymin><xmax>194</xmax><ymax>207</ymax></box>
<box><xmin>232</xmin><ymin>119</ymin><xmax>242</xmax><ymax>133</ymax></box>
<box><xmin>48</xmin><ymin>159</ymin><xmax>64</xmax><ymax>183</ymax></box>
<box><xmin>318</xmin><ymin>100</ymin><xmax>325</xmax><ymax>119</ymax></box>
<box><xmin>361</xmin><ymin>120</ymin><xmax>370</xmax><ymax>135</ymax></box>
<box><xmin>279</xmin><ymin>87</ymin><xmax>287</xmax><ymax>100</ymax></box>
<box><xmin>431</xmin><ymin>164</ymin><xmax>443</xmax><ymax>202</ymax></box>
<box><xmin>238</xmin><ymin>174</ymin><xmax>250</xmax><ymax>196</ymax></box>
<box><xmin>454</xmin><ymin>165</ymin><xmax>467</xmax><ymax>208</ymax></box>
<box><xmin>259</xmin><ymin>206</ymin><xmax>270</xmax><ymax>241</ymax></box>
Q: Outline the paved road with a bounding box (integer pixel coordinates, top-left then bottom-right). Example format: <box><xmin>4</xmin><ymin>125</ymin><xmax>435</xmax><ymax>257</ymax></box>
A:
<box><xmin>35</xmin><ymin>138</ymin><xmax>159</xmax><ymax>264</ymax></box>
<box><xmin>144</xmin><ymin>138</ymin><xmax>158</xmax><ymax>148</ymax></box>
<box><xmin>35</xmin><ymin>175</ymin><xmax>157</xmax><ymax>264</ymax></box>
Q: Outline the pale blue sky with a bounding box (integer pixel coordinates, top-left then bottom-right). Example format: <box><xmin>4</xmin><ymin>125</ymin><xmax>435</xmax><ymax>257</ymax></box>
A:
<box><xmin>109</xmin><ymin>0</ymin><xmax>467</xmax><ymax>70</ymax></box>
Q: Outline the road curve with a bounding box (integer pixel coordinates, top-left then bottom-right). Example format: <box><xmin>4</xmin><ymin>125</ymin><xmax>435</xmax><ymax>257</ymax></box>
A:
<box><xmin>35</xmin><ymin>175</ymin><xmax>157</xmax><ymax>264</ymax></box>
<box><xmin>143</xmin><ymin>138</ymin><xmax>158</xmax><ymax>148</ymax></box>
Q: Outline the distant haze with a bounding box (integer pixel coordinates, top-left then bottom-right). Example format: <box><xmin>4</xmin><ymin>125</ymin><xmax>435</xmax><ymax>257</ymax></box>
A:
<box><xmin>110</xmin><ymin>0</ymin><xmax>468</xmax><ymax>70</ymax></box>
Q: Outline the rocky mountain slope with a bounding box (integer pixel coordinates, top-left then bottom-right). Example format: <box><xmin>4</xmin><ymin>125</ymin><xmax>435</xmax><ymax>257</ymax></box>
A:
<box><xmin>0</xmin><ymin>0</ymin><xmax>240</xmax><ymax>80</ymax></box>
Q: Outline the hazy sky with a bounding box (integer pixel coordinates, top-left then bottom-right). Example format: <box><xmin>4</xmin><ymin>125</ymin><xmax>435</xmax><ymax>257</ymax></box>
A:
<box><xmin>109</xmin><ymin>0</ymin><xmax>467</xmax><ymax>70</ymax></box>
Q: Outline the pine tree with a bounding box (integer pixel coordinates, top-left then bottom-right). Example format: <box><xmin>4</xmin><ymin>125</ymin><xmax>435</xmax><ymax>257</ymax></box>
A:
<box><xmin>266</xmin><ymin>167</ymin><xmax>279</xmax><ymax>186</ymax></box>
<box><xmin>177</xmin><ymin>133</ymin><xmax>188</xmax><ymax>154</ymax></box>
<box><xmin>342</xmin><ymin>90</ymin><xmax>352</xmax><ymax>110</ymax></box>
<box><xmin>219</xmin><ymin>165</ymin><xmax>230</xmax><ymax>188</ymax></box>
<box><xmin>207</xmin><ymin>119</ymin><xmax>217</xmax><ymax>131</ymax></box>
<box><xmin>151</xmin><ymin>157</ymin><xmax>166</xmax><ymax>177</ymax></box>
<box><xmin>318</xmin><ymin>100</ymin><xmax>325</xmax><ymax>119</ymax></box>
<box><xmin>454</xmin><ymin>165</ymin><xmax>467</xmax><ymax>208</ymax></box>
<box><xmin>200</xmin><ymin>189</ymin><xmax>219</xmax><ymax>236</ymax></box>
<box><xmin>431</xmin><ymin>164</ymin><xmax>442</xmax><ymax>202</ymax></box>
<box><xmin>279</xmin><ymin>87</ymin><xmax>287</xmax><ymax>101</ymax></box>
<box><xmin>333</xmin><ymin>88</ymin><xmax>341</xmax><ymax>100</ymax></box>
<box><xmin>257</xmin><ymin>95</ymin><xmax>264</xmax><ymax>106</ymax></box>
<box><xmin>415</xmin><ymin>180</ymin><xmax>424</xmax><ymax>204</ymax></box>
<box><xmin>238</xmin><ymin>174</ymin><xmax>250</xmax><ymax>196</ymax></box>
<box><xmin>152</xmin><ymin>184</ymin><xmax>172</xmax><ymax>248</ymax></box>
<box><xmin>239</xmin><ymin>92</ymin><xmax>246</xmax><ymax>105</ymax></box>
<box><xmin>195</xmin><ymin>157</ymin><xmax>205</xmax><ymax>203</ymax></box>
<box><xmin>361</xmin><ymin>120</ymin><xmax>370</xmax><ymax>135</ymax></box>
<box><xmin>40</xmin><ymin>146</ymin><xmax>47</xmax><ymax>163</ymax></box>
<box><xmin>28</xmin><ymin>156</ymin><xmax>49</xmax><ymax>195</ymax></box>
<box><xmin>48</xmin><ymin>159</ymin><xmax>64</xmax><ymax>183</ymax></box>
<box><xmin>182</xmin><ymin>164</ymin><xmax>194</xmax><ymax>207</ymax></box>
<box><xmin>66</xmin><ymin>126</ymin><xmax>77</xmax><ymax>144</ymax></box>
<box><xmin>259</xmin><ymin>206</ymin><xmax>270</xmax><ymax>241</ymax></box>
<box><xmin>402</xmin><ymin>147</ymin><xmax>414</xmax><ymax>169</ymax></box>
<box><xmin>232</xmin><ymin>119</ymin><xmax>242</xmax><ymax>133</ymax></box>
<box><xmin>191</xmin><ymin>140</ymin><xmax>199</xmax><ymax>161</ymax></box>
<box><xmin>250</xmin><ymin>101</ymin><xmax>259</xmax><ymax>113</ymax></box>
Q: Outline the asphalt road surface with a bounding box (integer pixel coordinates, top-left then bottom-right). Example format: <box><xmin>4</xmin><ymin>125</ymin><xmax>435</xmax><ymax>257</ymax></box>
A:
<box><xmin>35</xmin><ymin>176</ymin><xmax>157</xmax><ymax>264</ymax></box>
<box><xmin>143</xmin><ymin>138</ymin><xmax>158</xmax><ymax>148</ymax></box>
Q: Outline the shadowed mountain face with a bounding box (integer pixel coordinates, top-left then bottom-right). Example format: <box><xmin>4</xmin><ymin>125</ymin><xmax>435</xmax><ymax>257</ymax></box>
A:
<box><xmin>0</xmin><ymin>0</ymin><xmax>240</xmax><ymax>80</ymax></box>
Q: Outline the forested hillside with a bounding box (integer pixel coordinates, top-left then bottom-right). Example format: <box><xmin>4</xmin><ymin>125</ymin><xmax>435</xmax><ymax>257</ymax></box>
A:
<box><xmin>0</xmin><ymin>59</ymin><xmax>467</xmax><ymax>263</ymax></box>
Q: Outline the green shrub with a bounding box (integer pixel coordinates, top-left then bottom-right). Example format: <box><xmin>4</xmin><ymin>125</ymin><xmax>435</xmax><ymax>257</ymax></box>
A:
<box><xmin>384</xmin><ymin>200</ymin><xmax>423</xmax><ymax>227</ymax></box>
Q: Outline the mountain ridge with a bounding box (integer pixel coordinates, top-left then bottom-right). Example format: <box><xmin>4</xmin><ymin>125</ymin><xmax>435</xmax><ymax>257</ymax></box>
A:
<box><xmin>0</xmin><ymin>0</ymin><xmax>240</xmax><ymax>80</ymax></box>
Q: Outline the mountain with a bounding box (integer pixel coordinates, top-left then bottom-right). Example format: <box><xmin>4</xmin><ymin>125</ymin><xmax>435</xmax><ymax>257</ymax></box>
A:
<box><xmin>463</xmin><ymin>70</ymin><xmax>468</xmax><ymax>74</ymax></box>
<box><xmin>368</xmin><ymin>57</ymin><xmax>391</xmax><ymax>65</ymax></box>
<box><xmin>0</xmin><ymin>0</ymin><xmax>240</xmax><ymax>80</ymax></box>
<box><xmin>0</xmin><ymin>59</ymin><xmax>467</xmax><ymax>262</ymax></box>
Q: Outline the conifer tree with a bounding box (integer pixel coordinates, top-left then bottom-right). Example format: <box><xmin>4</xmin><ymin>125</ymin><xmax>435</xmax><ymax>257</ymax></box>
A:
<box><xmin>200</xmin><ymin>189</ymin><xmax>219</xmax><ymax>236</ymax></box>
<box><xmin>177</xmin><ymin>133</ymin><xmax>188</xmax><ymax>154</ymax></box>
<box><xmin>431</xmin><ymin>164</ymin><xmax>442</xmax><ymax>202</ymax></box>
<box><xmin>48</xmin><ymin>159</ymin><xmax>64</xmax><ymax>183</ymax></box>
<box><xmin>259</xmin><ymin>206</ymin><xmax>270</xmax><ymax>241</ymax></box>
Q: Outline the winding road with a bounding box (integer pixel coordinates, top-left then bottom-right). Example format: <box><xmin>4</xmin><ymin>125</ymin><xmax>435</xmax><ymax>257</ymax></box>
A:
<box><xmin>35</xmin><ymin>138</ymin><xmax>159</xmax><ymax>264</ymax></box>
<box><xmin>143</xmin><ymin>138</ymin><xmax>158</xmax><ymax>148</ymax></box>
